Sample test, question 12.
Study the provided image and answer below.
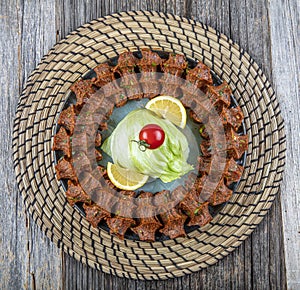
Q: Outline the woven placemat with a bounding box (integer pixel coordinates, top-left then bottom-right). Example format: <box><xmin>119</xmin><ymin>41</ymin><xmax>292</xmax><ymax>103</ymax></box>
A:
<box><xmin>13</xmin><ymin>11</ymin><xmax>286</xmax><ymax>280</ymax></box>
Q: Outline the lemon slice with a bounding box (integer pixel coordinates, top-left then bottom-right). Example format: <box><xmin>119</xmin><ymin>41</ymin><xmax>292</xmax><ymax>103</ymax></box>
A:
<box><xmin>145</xmin><ymin>95</ymin><xmax>187</xmax><ymax>128</ymax></box>
<box><xmin>107</xmin><ymin>162</ymin><xmax>149</xmax><ymax>190</ymax></box>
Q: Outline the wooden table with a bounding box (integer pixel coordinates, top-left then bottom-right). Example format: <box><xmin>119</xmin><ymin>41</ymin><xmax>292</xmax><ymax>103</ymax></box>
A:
<box><xmin>1</xmin><ymin>0</ymin><xmax>299</xmax><ymax>289</ymax></box>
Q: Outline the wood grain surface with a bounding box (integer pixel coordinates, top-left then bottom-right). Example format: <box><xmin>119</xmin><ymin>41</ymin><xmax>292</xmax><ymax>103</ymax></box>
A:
<box><xmin>1</xmin><ymin>0</ymin><xmax>298</xmax><ymax>289</ymax></box>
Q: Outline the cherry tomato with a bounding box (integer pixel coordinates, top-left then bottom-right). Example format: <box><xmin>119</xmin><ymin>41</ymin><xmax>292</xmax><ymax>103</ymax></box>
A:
<box><xmin>139</xmin><ymin>124</ymin><xmax>165</xmax><ymax>149</ymax></box>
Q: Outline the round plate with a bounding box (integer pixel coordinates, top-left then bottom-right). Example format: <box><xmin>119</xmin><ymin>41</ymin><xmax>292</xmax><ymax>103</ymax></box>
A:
<box><xmin>13</xmin><ymin>11</ymin><xmax>286</xmax><ymax>280</ymax></box>
<box><xmin>53</xmin><ymin>51</ymin><xmax>248</xmax><ymax>242</ymax></box>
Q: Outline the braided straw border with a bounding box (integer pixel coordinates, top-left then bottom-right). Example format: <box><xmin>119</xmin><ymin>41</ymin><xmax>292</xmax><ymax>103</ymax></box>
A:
<box><xmin>12</xmin><ymin>11</ymin><xmax>286</xmax><ymax>280</ymax></box>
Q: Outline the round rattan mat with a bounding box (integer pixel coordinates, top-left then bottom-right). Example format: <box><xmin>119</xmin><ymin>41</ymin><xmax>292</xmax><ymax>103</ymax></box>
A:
<box><xmin>13</xmin><ymin>11</ymin><xmax>286</xmax><ymax>280</ymax></box>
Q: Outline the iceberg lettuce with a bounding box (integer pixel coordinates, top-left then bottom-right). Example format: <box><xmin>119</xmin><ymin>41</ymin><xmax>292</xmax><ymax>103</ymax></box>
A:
<box><xmin>101</xmin><ymin>109</ymin><xmax>193</xmax><ymax>183</ymax></box>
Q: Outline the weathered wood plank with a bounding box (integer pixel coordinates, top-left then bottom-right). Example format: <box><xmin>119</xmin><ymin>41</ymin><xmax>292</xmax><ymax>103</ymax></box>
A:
<box><xmin>0</xmin><ymin>0</ymin><xmax>63</xmax><ymax>289</ymax></box>
<box><xmin>233</xmin><ymin>1</ymin><xmax>286</xmax><ymax>289</ymax></box>
<box><xmin>226</xmin><ymin>3</ymin><xmax>277</xmax><ymax>289</ymax></box>
<box><xmin>269</xmin><ymin>0</ymin><xmax>300</xmax><ymax>289</ymax></box>
<box><xmin>21</xmin><ymin>0</ymin><xmax>63</xmax><ymax>286</ymax></box>
<box><xmin>0</xmin><ymin>0</ymin><xmax>34</xmax><ymax>289</ymax></box>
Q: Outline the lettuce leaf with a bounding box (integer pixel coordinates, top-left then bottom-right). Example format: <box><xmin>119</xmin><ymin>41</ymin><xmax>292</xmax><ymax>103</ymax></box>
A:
<box><xmin>101</xmin><ymin>109</ymin><xmax>193</xmax><ymax>183</ymax></box>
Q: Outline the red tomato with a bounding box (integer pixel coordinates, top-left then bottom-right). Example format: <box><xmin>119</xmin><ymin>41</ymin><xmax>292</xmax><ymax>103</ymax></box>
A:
<box><xmin>139</xmin><ymin>124</ymin><xmax>165</xmax><ymax>149</ymax></box>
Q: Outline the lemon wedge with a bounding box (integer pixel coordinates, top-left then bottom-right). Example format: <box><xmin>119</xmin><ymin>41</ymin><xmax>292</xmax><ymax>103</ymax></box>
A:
<box><xmin>145</xmin><ymin>95</ymin><xmax>187</xmax><ymax>128</ymax></box>
<box><xmin>107</xmin><ymin>162</ymin><xmax>149</xmax><ymax>190</ymax></box>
